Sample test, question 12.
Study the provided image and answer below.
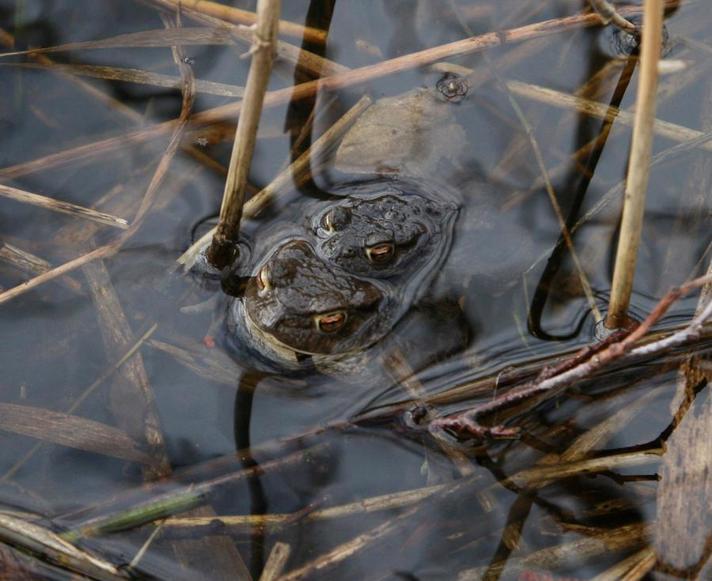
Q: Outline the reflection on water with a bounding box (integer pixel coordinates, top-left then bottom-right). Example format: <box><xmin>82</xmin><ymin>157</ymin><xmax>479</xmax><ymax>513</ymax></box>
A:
<box><xmin>0</xmin><ymin>0</ymin><xmax>711</xmax><ymax>578</ymax></box>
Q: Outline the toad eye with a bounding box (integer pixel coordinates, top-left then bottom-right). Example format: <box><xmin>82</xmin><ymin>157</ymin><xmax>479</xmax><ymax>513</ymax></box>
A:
<box><xmin>314</xmin><ymin>310</ymin><xmax>348</xmax><ymax>334</ymax></box>
<box><xmin>365</xmin><ymin>242</ymin><xmax>396</xmax><ymax>265</ymax></box>
<box><xmin>321</xmin><ymin>206</ymin><xmax>351</xmax><ymax>233</ymax></box>
<box><xmin>256</xmin><ymin>266</ymin><xmax>271</xmax><ymax>291</ymax></box>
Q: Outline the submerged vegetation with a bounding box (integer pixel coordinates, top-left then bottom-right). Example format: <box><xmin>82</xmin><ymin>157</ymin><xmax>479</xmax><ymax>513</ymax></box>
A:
<box><xmin>0</xmin><ymin>0</ymin><xmax>710</xmax><ymax>579</ymax></box>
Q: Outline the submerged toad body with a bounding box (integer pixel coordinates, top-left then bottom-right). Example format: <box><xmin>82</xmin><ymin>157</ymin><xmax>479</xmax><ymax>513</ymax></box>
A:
<box><xmin>227</xmin><ymin>85</ymin><xmax>469</xmax><ymax>374</ymax></box>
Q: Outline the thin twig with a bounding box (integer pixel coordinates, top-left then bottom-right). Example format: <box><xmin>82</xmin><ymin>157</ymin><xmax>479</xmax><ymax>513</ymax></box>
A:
<box><xmin>607</xmin><ymin>0</ymin><xmax>666</xmax><ymax>328</ymax></box>
<box><xmin>432</xmin><ymin>273</ymin><xmax>712</xmax><ymax>440</ymax></box>
<box><xmin>206</xmin><ymin>0</ymin><xmax>281</xmax><ymax>268</ymax></box>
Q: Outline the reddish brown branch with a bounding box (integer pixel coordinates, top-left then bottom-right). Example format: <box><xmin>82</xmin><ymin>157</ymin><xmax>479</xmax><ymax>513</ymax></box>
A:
<box><xmin>431</xmin><ymin>273</ymin><xmax>712</xmax><ymax>442</ymax></box>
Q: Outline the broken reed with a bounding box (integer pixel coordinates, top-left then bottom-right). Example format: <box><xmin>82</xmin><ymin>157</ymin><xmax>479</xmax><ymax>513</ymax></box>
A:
<box><xmin>206</xmin><ymin>0</ymin><xmax>281</xmax><ymax>269</ymax></box>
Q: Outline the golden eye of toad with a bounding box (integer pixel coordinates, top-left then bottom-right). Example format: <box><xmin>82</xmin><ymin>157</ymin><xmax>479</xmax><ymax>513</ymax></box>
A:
<box><xmin>366</xmin><ymin>242</ymin><xmax>395</xmax><ymax>264</ymax></box>
<box><xmin>314</xmin><ymin>311</ymin><xmax>347</xmax><ymax>333</ymax></box>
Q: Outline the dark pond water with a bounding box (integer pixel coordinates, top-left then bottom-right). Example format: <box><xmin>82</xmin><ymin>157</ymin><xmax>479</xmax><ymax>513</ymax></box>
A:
<box><xmin>0</xmin><ymin>0</ymin><xmax>711</xmax><ymax>579</ymax></box>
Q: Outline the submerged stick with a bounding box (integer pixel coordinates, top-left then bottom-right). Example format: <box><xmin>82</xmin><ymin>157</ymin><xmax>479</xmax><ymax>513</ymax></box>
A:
<box><xmin>606</xmin><ymin>0</ymin><xmax>666</xmax><ymax>328</ymax></box>
<box><xmin>206</xmin><ymin>0</ymin><xmax>281</xmax><ymax>269</ymax></box>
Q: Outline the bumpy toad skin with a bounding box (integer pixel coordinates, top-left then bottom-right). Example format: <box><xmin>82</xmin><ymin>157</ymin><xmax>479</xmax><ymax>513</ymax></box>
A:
<box><xmin>243</xmin><ymin>239</ymin><xmax>389</xmax><ymax>356</ymax></box>
<box><xmin>311</xmin><ymin>189</ymin><xmax>454</xmax><ymax>281</ymax></box>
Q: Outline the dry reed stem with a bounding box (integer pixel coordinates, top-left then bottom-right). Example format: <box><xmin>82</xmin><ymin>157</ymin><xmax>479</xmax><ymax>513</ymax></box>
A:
<box><xmin>178</xmin><ymin>94</ymin><xmax>372</xmax><ymax>268</ymax></box>
<box><xmin>607</xmin><ymin>0</ymin><xmax>666</xmax><ymax>329</ymax></box>
<box><xmin>260</xmin><ymin>542</ymin><xmax>291</xmax><ymax>581</ymax></box>
<box><xmin>0</xmin><ymin>183</ymin><xmax>128</xmax><ymax>229</ymax></box>
<box><xmin>5</xmin><ymin>62</ymin><xmax>245</xmax><ymax>97</ymax></box>
<box><xmin>591</xmin><ymin>546</ymin><xmax>656</xmax><ymax>581</ymax></box>
<box><xmin>162</xmin><ymin>0</ymin><xmax>326</xmax><ymax>45</ymax></box>
<box><xmin>507</xmin><ymin>80</ymin><xmax>712</xmax><ymax>152</ymax></box>
<box><xmin>0</xmin><ymin>3</ymin><xmax>667</xmax><ymax>182</ymax></box>
<box><xmin>194</xmin><ymin>3</ymin><xmax>667</xmax><ymax>126</ymax></box>
<box><xmin>207</xmin><ymin>0</ymin><xmax>281</xmax><ymax>268</ymax></box>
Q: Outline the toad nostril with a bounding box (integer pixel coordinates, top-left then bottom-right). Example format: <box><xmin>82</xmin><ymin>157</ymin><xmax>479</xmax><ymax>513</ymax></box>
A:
<box><xmin>314</xmin><ymin>311</ymin><xmax>348</xmax><ymax>334</ymax></box>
